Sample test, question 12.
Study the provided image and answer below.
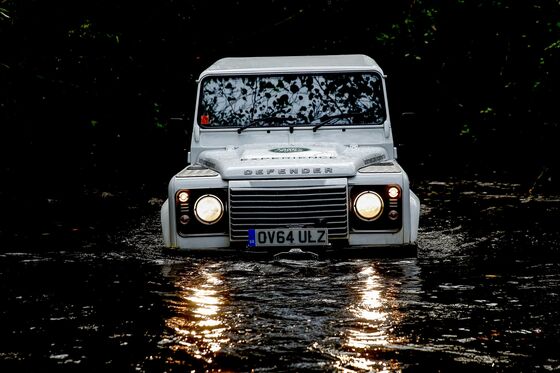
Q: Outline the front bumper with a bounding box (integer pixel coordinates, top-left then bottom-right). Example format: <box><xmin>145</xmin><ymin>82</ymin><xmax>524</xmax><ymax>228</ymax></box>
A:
<box><xmin>162</xmin><ymin>169</ymin><xmax>419</xmax><ymax>250</ymax></box>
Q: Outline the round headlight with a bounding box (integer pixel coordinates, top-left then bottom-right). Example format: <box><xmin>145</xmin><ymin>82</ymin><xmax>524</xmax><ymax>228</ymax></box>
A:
<box><xmin>354</xmin><ymin>191</ymin><xmax>384</xmax><ymax>221</ymax></box>
<box><xmin>194</xmin><ymin>195</ymin><xmax>224</xmax><ymax>224</ymax></box>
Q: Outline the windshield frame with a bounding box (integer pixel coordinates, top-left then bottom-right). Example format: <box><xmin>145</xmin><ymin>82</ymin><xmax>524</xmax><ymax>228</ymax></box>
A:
<box><xmin>195</xmin><ymin>71</ymin><xmax>387</xmax><ymax>130</ymax></box>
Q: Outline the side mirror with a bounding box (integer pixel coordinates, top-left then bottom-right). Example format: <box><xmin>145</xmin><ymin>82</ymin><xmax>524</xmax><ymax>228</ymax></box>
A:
<box><xmin>399</xmin><ymin>112</ymin><xmax>417</xmax><ymax>123</ymax></box>
<box><xmin>169</xmin><ymin>116</ymin><xmax>184</xmax><ymax>129</ymax></box>
<box><xmin>394</xmin><ymin>112</ymin><xmax>418</xmax><ymax>159</ymax></box>
<box><xmin>167</xmin><ymin>116</ymin><xmax>190</xmax><ymax>162</ymax></box>
<box><xmin>168</xmin><ymin>116</ymin><xmax>189</xmax><ymax>137</ymax></box>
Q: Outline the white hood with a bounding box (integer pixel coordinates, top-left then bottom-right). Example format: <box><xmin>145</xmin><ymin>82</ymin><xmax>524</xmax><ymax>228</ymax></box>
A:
<box><xmin>197</xmin><ymin>143</ymin><xmax>388</xmax><ymax>179</ymax></box>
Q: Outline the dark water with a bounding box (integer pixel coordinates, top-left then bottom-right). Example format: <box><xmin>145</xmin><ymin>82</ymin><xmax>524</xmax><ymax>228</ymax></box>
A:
<box><xmin>1</xmin><ymin>179</ymin><xmax>559</xmax><ymax>372</ymax></box>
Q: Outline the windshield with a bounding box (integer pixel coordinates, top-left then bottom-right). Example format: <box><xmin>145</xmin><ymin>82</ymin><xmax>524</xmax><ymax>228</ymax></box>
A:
<box><xmin>197</xmin><ymin>72</ymin><xmax>386</xmax><ymax>128</ymax></box>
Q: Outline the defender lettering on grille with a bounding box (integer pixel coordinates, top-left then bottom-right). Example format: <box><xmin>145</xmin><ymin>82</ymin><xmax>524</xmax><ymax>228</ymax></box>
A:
<box><xmin>243</xmin><ymin>167</ymin><xmax>333</xmax><ymax>176</ymax></box>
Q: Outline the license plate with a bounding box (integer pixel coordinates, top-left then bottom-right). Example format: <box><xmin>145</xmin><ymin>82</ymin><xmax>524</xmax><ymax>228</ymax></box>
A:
<box><xmin>248</xmin><ymin>228</ymin><xmax>329</xmax><ymax>247</ymax></box>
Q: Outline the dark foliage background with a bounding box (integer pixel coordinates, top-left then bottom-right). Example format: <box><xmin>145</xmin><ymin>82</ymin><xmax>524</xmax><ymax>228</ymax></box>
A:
<box><xmin>1</xmin><ymin>0</ymin><xmax>559</xmax><ymax>245</ymax></box>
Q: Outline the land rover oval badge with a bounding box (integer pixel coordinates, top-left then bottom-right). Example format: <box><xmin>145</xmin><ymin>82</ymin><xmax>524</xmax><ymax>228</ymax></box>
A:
<box><xmin>270</xmin><ymin>147</ymin><xmax>310</xmax><ymax>153</ymax></box>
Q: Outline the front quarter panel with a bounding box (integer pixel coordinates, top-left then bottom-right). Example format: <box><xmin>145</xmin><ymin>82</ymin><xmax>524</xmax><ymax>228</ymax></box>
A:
<box><xmin>347</xmin><ymin>161</ymin><xmax>418</xmax><ymax>247</ymax></box>
<box><xmin>167</xmin><ymin>167</ymin><xmax>229</xmax><ymax>249</ymax></box>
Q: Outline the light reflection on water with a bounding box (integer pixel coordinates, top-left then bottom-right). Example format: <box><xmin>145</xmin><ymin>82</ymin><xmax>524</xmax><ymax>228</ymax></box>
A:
<box><xmin>347</xmin><ymin>267</ymin><xmax>388</xmax><ymax>347</ymax></box>
<box><xmin>336</xmin><ymin>264</ymin><xmax>404</xmax><ymax>372</ymax></box>
<box><xmin>150</xmin><ymin>250</ymin><xmax>558</xmax><ymax>371</ymax></box>
<box><xmin>163</xmin><ymin>264</ymin><xmax>229</xmax><ymax>362</ymax></box>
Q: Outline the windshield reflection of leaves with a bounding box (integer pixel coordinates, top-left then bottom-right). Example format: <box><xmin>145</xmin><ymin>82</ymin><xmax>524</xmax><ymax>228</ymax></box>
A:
<box><xmin>200</xmin><ymin>73</ymin><xmax>386</xmax><ymax>127</ymax></box>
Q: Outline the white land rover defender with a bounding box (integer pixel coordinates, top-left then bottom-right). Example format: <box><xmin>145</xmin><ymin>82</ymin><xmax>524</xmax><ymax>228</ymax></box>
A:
<box><xmin>161</xmin><ymin>54</ymin><xmax>420</xmax><ymax>251</ymax></box>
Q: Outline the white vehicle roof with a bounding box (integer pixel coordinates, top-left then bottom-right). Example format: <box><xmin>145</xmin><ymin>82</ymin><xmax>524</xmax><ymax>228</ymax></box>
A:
<box><xmin>199</xmin><ymin>54</ymin><xmax>383</xmax><ymax>78</ymax></box>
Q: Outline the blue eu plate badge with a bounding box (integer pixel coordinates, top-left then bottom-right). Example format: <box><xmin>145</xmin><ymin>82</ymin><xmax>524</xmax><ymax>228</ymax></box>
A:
<box><xmin>248</xmin><ymin>229</ymin><xmax>256</xmax><ymax>247</ymax></box>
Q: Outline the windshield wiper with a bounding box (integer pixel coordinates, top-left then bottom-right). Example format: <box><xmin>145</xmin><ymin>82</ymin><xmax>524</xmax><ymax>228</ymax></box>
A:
<box><xmin>312</xmin><ymin>112</ymin><xmax>367</xmax><ymax>132</ymax></box>
<box><xmin>237</xmin><ymin>116</ymin><xmax>296</xmax><ymax>133</ymax></box>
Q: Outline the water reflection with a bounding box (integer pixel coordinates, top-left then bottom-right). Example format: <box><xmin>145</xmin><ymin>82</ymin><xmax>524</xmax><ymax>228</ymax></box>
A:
<box><xmin>163</xmin><ymin>264</ymin><xmax>229</xmax><ymax>363</ymax></box>
<box><xmin>347</xmin><ymin>267</ymin><xmax>389</xmax><ymax>348</ymax></box>
<box><xmin>339</xmin><ymin>264</ymin><xmax>406</xmax><ymax>371</ymax></box>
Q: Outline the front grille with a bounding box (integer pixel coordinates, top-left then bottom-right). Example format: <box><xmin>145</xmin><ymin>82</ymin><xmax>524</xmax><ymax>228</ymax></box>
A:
<box><xmin>229</xmin><ymin>183</ymin><xmax>348</xmax><ymax>241</ymax></box>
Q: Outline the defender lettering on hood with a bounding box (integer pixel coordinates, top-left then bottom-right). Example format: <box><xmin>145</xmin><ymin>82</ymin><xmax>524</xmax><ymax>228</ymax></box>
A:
<box><xmin>243</xmin><ymin>167</ymin><xmax>333</xmax><ymax>176</ymax></box>
<box><xmin>161</xmin><ymin>54</ymin><xmax>420</xmax><ymax>251</ymax></box>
